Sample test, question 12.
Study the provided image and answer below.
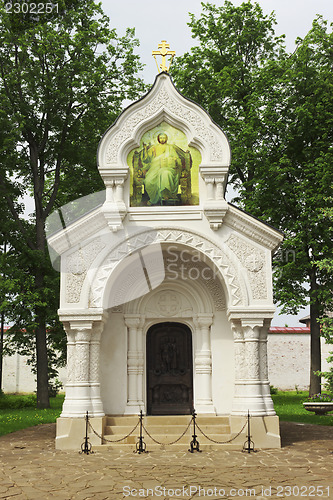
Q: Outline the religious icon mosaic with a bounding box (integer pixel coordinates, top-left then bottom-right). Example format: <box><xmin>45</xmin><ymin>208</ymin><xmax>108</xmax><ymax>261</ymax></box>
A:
<box><xmin>128</xmin><ymin>122</ymin><xmax>201</xmax><ymax>207</ymax></box>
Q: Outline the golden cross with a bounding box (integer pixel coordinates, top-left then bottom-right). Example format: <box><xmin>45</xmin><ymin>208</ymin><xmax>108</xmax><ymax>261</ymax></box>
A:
<box><xmin>152</xmin><ymin>40</ymin><xmax>176</xmax><ymax>73</ymax></box>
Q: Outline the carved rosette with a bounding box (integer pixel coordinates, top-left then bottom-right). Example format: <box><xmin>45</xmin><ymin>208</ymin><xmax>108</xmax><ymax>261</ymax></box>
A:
<box><xmin>226</xmin><ymin>234</ymin><xmax>267</xmax><ymax>300</ymax></box>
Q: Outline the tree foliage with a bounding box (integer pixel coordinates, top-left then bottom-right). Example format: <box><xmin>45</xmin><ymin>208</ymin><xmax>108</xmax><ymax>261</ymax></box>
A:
<box><xmin>172</xmin><ymin>2</ymin><xmax>333</xmax><ymax>395</ymax></box>
<box><xmin>0</xmin><ymin>0</ymin><xmax>145</xmax><ymax>406</ymax></box>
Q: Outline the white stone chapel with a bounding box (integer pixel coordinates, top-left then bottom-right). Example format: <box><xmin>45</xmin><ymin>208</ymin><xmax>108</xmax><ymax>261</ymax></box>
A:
<box><xmin>49</xmin><ymin>69</ymin><xmax>283</xmax><ymax>450</ymax></box>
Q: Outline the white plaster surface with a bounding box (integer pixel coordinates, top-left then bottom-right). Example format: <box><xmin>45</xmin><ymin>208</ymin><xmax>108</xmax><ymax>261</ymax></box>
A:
<box><xmin>267</xmin><ymin>334</ymin><xmax>332</xmax><ymax>391</ymax></box>
<box><xmin>2</xmin><ymin>352</ymin><xmax>66</xmax><ymax>394</ymax></box>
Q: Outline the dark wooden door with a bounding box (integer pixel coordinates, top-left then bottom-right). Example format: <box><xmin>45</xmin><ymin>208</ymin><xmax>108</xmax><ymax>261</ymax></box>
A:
<box><xmin>147</xmin><ymin>322</ymin><xmax>193</xmax><ymax>415</ymax></box>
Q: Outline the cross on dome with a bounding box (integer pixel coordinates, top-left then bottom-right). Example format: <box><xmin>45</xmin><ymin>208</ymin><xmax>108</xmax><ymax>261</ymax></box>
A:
<box><xmin>152</xmin><ymin>40</ymin><xmax>176</xmax><ymax>73</ymax></box>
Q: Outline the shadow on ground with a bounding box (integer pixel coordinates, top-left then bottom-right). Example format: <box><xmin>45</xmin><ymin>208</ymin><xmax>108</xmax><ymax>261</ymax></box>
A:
<box><xmin>280</xmin><ymin>421</ymin><xmax>333</xmax><ymax>447</ymax></box>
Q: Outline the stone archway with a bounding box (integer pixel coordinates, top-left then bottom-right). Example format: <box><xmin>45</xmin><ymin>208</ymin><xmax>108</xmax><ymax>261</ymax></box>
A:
<box><xmin>146</xmin><ymin>322</ymin><xmax>193</xmax><ymax>415</ymax></box>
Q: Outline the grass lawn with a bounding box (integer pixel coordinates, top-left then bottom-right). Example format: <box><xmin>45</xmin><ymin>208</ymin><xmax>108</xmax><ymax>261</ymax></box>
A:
<box><xmin>0</xmin><ymin>394</ymin><xmax>64</xmax><ymax>437</ymax></box>
<box><xmin>0</xmin><ymin>391</ymin><xmax>332</xmax><ymax>438</ymax></box>
<box><xmin>272</xmin><ymin>390</ymin><xmax>333</xmax><ymax>426</ymax></box>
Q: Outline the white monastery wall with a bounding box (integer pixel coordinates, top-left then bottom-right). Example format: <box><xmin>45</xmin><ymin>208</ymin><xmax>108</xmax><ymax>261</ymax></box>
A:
<box><xmin>2</xmin><ymin>352</ymin><xmax>66</xmax><ymax>394</ymax></box>
<box><xmin>267</xmin><ymin>334</ymin><xmax>331</xmax><ymax>391</ymax></box>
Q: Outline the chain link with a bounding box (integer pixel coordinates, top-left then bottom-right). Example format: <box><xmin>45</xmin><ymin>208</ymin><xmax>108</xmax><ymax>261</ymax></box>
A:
<box><xmin>88</xmin><ymin>420</ymin><xmax>139</xmax><ymax>444</ymax></box>
<box><xmin>195</xmin><ymin>419</ymin><xmax>247</xmax><ymax>444</ymax></box>
<box><xmin>88</xmin><ymin>415</ymin><xmax>248</xmax><ymax>447</ymax></box>
<box><xmin>142</xmin><ymin>419</ymin><xmax>192</xmax><ymax>446</ymax></box>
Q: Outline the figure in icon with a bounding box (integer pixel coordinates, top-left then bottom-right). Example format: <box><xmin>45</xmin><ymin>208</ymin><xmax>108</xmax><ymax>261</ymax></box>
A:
<box><xmin>134</xmin><ymin>132</ymin><xmax>192</xmax><ymax>205</ymax></box>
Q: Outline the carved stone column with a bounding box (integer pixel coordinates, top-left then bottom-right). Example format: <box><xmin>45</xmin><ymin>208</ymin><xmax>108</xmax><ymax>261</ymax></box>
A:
<box><xmin>61</xmin><ymin>327</ymin><xmax>76</xmax><ymax>417</ymax></box>
<box><xmin>215</xmin><ymin>176</ymin><xmax>225</xmax><ymax>200</ymax></box>
<box><xmin>89</xmin><ymin>321</ymin><xmax>106</xmax><ymax>417</ymax></box>
<box><xmin>60</xmin><ymin>314</ymin><xmax>107</xmax><ymax>418</ymax></box>
<box><xmin>124</xmin><ymin>314</ymin><xmax>142</xmax><ymax>414</ymax></box>
<box><xmin>206</xmin><ymin>177</ymin><xmax>215</xmax><ymax>200</ymax></box>
<box><xmin>115</xmin><ymin>178</ymin><xmax>124</xmax><ymax>202</ymax></box>
<box><xmin>60</xmin><ymin>322</ymin><xmax>94</xmax><ymax>417</ymax></box>
<box><xmin>259</xmin><ymin>324</ymin><xmax>276</xmax><ymax>415</ymax></box>
<box><xmin>240</xmin><ymin>320</ymin><xmax>266</xmax><ymax>415</ymax></box>
<box><xmin>231</xmin><ymin>320</ymin><xmax>247</xmax><ymax>415</ymax></box>
<box><xmin>194</xmin><ymin>314</ymin><xmax>215</xmax><ymax>414</ymax></box>
<box><xmin>136</xmin><ymin>316</ymin><xmax>145</xmax><ymax>409</ymax></box>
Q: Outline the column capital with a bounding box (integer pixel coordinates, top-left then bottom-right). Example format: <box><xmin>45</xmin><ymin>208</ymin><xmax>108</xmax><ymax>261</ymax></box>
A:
<box><xmin>195</xmin><ymin>313</ymin><xmax>213</xmax><ymax>328</ymax></box>
<box><xmin>124</xmin><ymin>314</ymin><xmax>142</xmax><ymax>329</ymax></box>
<box><xmin>59</xmin><ymin>310</ymin><xmax>108</xmax><ymax>331</ymax></box>
<box><xmin>241</xmin><ymin>319</ymin><xmax>264</xmax><ymax>329</ymax></box>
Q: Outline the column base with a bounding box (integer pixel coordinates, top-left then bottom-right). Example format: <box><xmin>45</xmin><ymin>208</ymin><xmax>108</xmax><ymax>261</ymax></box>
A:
<box><xmin>229</xmin><ymin>415</ymin><xmax>281</xmax><ymax>449</ymax></box>
<box><xmin>56</xmin><ymin>416</ymin><xmax>107</xmax><ymax>450</ymax></box>
<box><xmin>124</xmin><ymin>403</ymin><xmax>144</xmax><ymax>415</ymax></box>
<box><xmin>195</xmin><ymin>402</ymin><xmax>216</xmax><ymax>414</ymax></box>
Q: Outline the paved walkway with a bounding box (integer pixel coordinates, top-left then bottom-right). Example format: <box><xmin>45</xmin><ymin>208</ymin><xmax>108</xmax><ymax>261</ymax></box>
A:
<box><xmin>0</xmin><ymin>422</ymin><xmax>332</xmax><ymax>499</ymax></box>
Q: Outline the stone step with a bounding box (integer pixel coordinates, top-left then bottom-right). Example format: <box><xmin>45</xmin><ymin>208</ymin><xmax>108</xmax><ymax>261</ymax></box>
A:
<box><xmin>105</xmin><ymin>415</ymin><xmax>230</xmax><ymax>426</ymax></box>
<box><xmin>93</xmin><ymin>441</ymin><xmax>244</xmax><ymax>451</ymax></box>
<box><xmin>104</xmin><ymin>424</ymin><xmax>231</xmax><ymax>436</ymax></box>
<box><xmin>101</xmin><ymin>415</ymin><xmax>237</xmax><ymax>449</ymax></box>
<box><xmin>102</xmin><ymin>433</ymin><xmax>233</xmax><ymax>445</ymax></box>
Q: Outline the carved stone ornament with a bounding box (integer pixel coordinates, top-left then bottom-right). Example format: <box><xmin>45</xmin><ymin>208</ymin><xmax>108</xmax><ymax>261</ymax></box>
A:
<box><xmin>89</xmin><ymin>228</ymin><xmax>246</xmax><ymax>309</ymax></box>
<box><xmin>103</xmin><ymin>83</ymin><xmax>228</xmax><ymax>166</ymax></box>
<box><xmin>156</xmin><ymin>291</ymin><xmax>181</xmax><ymax>316</ymax></box>
<box><xmin>65</xmin><ymin>238</ymin><xmax>105</xmax><ymax>303</ymax></box>
<box><xmin>226</xmin><ymin>234</ymin><xmax>267</xmax><ymax>300</ymax></box>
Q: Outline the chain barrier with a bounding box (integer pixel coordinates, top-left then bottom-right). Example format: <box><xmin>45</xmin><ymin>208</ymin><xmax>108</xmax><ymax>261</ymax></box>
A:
<box><xmin>88</xmin><ymin>419</ymin><xmax>139</xmax><ymax>444</ymax></box>
<box><xmin>196</xmin><ymin>419</ymin><xmax>247</xmax><ymax>444</ymax></box>
<box><xmin>85</xmin><ymin>410</ymin><xmax>249</xmax><ymax>451</ymax></box>
<box><xmin>142</xmin><ymin>419</ymin><xmax>192</xmax><ymax>446</ymax></box>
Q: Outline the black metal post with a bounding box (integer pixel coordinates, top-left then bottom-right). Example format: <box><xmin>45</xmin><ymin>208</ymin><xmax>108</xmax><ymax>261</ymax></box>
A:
<box><xmin>135</xmin><ymin>410</ymin><xmax>147</xmax><ymax>454</ymax></box>
<box><xmin>189</xmin><ymin>409</ymin><xmax>201</xmax><ymax>453</ymax></box>
<box><xmin>80</xmin><ymin>411</ymin><xmax>93</xmax><ymax>454</ymax></box>
<box><xmin>243</xmin><ymin>410</ymin><xmax>256</xmax><ymax>453</ymax></box>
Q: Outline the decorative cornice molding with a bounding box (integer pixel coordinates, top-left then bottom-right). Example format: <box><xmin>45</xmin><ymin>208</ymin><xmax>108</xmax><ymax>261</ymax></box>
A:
<box><xmin>224</xmin><ymin>205</ymin><xmax>283</xmax><ymax>251</ymax></box>
<box><xmin>48</xmin><ymin>207</ymin><xmax>106</xmax><ymax>256</ymax></box>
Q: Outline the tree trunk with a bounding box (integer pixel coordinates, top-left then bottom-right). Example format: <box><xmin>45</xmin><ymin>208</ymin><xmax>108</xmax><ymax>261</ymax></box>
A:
<box><xmin>309</xmin><ymin>268</ymin><xmax>321</xmax><ymax>396</ymax></box>
<box><xmin>35</xmin><ymin>214</ymin><xmax>50</xmax><ymax>409</ymax></box>
<box><xmin>35</xmin><ymin>306</ymin><xmax>50</xmax><ymax>408</ymax></box>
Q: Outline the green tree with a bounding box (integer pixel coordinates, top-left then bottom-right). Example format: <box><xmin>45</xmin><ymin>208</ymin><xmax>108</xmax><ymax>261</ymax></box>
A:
<box><xmin>171</xmin><ymin>0</ymin><xmax>286</xmax><ymax>198</ymax></box>
<box><xmin>0</xmin><ymin>0</ymin><xmax>145</xmax><ymax>407</ymax></box>
<box><xmin>316</xmin><ymin>206</ymin><xmax>333</xmax><ymax>393</ymax></box>
<box><xmin>247</xmin><ymin>18</ymin><xmax>333</xmax><ymax>395</ymax></box>
<box><xmin>172</xmin><ymin>2</ymin><xmax>333</xmax><ymax>395</ymax></box>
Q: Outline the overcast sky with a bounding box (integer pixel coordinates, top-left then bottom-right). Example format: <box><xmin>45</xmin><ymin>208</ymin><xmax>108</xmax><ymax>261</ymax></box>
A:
<box><xmin>98</xmin><ymin>0</ymin><xmax>333</xmax><ymax>326</ymax></box>
<box><xmin>101</xmin><ymin>0</ymin><xmax>333</xmax><ymax>83</ymax></box>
